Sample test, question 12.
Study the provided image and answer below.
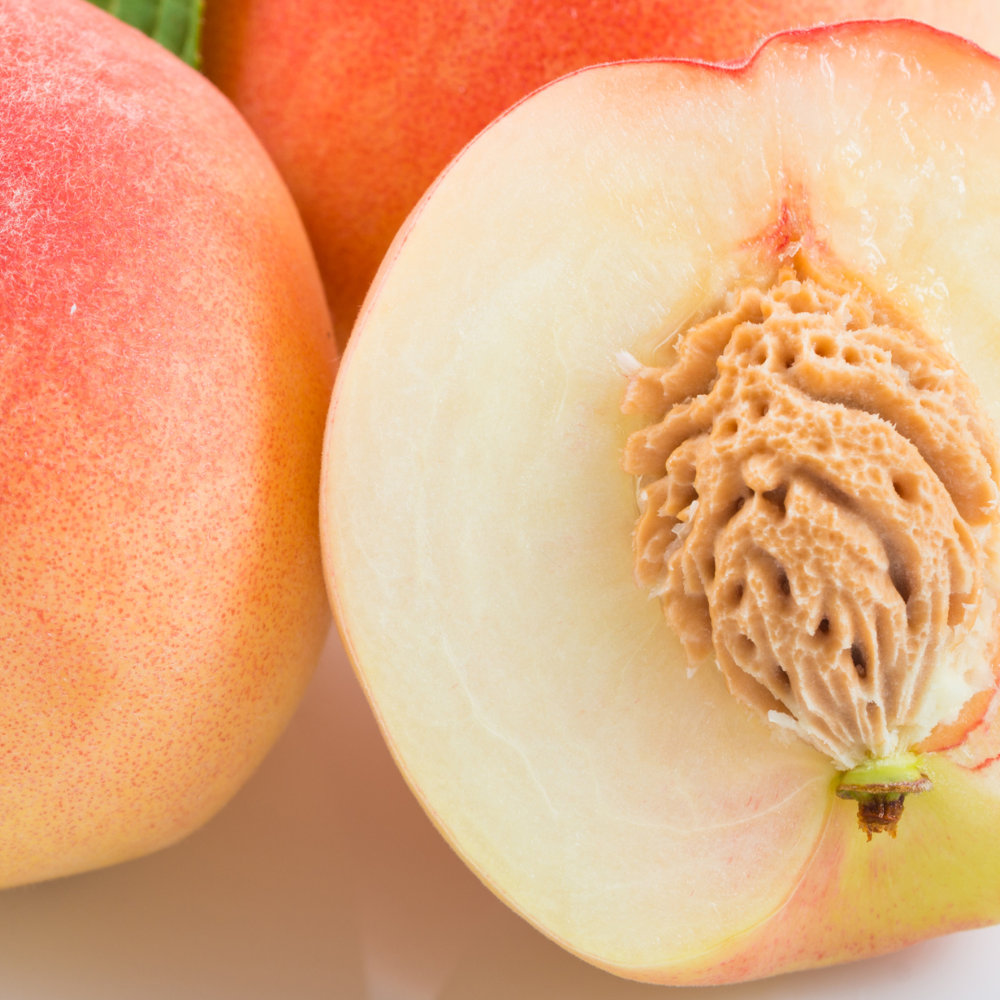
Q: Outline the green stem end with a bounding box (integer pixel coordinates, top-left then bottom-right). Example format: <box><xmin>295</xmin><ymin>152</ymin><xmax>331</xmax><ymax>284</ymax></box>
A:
<box><xmin>836</xmin><ymin>756</ymin><xmax>932</xmax><ymax>840</ymax></box>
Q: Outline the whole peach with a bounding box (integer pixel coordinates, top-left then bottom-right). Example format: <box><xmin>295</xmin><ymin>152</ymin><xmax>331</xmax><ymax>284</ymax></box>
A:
<box><xmin>203</xmin><ymin>0</ymin><xmax>1000</xmax><ymax>344</ymax></box>
<box><xmin>0</xmin><ymin>0</ymin><xmax>335</xmax><ymax>885</ymax></box>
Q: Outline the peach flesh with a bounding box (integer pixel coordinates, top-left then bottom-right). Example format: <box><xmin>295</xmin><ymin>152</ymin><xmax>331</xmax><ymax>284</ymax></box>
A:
<box><xmin>322</xmin><ymin>21</ymin><xmax>1000</xmax><ymax>984</ymax></box>
<box><xmin>203</xmin><ymin>0</ymin><xmax>1000</xmax><ymax>344</ymax></box>
<box><xmin>0</xmin><ymin>0</ymin><xmax>335</xmax><ymax>885</ymax></box>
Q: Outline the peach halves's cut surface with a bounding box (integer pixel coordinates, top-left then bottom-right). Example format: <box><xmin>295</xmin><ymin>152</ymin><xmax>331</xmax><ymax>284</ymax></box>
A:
<box><xmin>323</xmin><ymin>20</ymin><xmax>1000</xmax><ymax>986</ymax></box>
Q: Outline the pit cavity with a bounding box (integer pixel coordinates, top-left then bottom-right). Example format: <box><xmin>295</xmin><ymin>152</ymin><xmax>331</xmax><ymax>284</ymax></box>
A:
<box><xmin>622</xmin><ymin>254</ymin><xmax>1000</xmax><ymax>770</ymax></box>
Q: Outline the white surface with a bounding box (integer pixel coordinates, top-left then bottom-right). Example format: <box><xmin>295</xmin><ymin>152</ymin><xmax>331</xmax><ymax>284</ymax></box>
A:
<box><xmin>0</xmin><ymin>627</ymin><xmax>996</xmax><ymax>999</ymax></box>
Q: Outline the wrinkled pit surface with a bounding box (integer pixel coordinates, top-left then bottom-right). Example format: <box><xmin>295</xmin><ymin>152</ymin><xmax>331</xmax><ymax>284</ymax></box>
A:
<box><xmin>622</xmin><ymin>256</ymin><xmax>1000</xmax><ymax>768</ymax></box>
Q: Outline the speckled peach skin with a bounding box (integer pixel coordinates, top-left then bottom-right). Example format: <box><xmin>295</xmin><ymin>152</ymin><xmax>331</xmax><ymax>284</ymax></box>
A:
<box><xmin>0</xmin><ymin>0</ymin><xmax>335</xmax><ymax>885</ymax></box>
<box><xmin>202</xmin><ymin>0</ymin><xmax>1000</xmax><ymax>344</ymax></box>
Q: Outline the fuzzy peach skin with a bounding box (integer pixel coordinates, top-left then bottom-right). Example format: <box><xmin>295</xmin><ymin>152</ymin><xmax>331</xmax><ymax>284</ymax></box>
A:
<box><xmin>202</xmin><ymin>0</ymin><xmax>1000</xmax><ymax>344</ymax></box>
<box><xmin>0</xmin><ymin>0</ymin><xmax>335</xmax><ymax>886</ymax></box>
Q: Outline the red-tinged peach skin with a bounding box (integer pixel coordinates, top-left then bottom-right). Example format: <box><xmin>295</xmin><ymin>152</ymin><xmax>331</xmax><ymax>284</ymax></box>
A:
<box><xmin>203</xmin><ymin>0</ymin><xmax>1000</xmax><ymax>344</ymax></box>
<box><xmin>0</xmin><ymin>0</ymin><xmax>335</xmax><ymax>884</ymax></box>
<box><xmin>322</xmin><ymin>20</ymin><xmax>1000</xmax><ymax>984</ymax></box>
<box><xmin>636</xmin><ymin>757</ymin><xmax>1000</xmax><ymax>984</ymax></box>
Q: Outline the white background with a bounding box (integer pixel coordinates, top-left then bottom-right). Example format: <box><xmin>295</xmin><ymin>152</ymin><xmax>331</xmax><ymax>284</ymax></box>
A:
<box><xmin>0</xmin><ymin>627</ymin><xmax>996</xmax><ymax>999</ymax></box>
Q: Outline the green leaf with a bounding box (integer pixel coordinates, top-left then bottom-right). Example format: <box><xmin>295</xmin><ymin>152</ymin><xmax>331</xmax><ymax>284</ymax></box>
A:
<box><xmin>87</xmin><ymin>0</ymin><xmax>203</xmax><ymax>68</ymax></box>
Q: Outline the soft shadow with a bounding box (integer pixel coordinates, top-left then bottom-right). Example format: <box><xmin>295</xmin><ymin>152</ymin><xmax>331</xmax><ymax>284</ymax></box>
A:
<box><xmin>0</xmin><ymin>628</ymin><xmax>996</xmax><ymax>999</ymax></box>
<box><xmin>438</xmin><ymin>904</ymin><xmax>1000</xmax><ymax>999</ymax></box>
<box><xmin>0</xmin><ymin>631</ymin><xmax>367</xmax><ymax>1000</ymax></box>
<box><xmin>0</xmin><ymin>629</ymin><xmax>501</xmax><ymax>1000</ymax></box>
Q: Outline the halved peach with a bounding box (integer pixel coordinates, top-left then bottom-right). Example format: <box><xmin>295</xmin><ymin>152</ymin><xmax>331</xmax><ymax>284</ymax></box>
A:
<box><xmin>321</xmin><ymin>21</ymin><xmax>1000</xmax><ymax>984</ymax></box>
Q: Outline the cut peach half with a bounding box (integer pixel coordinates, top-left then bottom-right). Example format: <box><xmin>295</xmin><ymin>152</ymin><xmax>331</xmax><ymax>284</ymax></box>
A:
<box><xmin>321</xmin><ymin>20</ymin><xmax>1000</xmax><ymax>985</ymax></box>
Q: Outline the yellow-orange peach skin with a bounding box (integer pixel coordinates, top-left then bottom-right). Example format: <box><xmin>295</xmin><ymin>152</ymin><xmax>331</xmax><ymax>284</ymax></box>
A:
<box><xmin>0</xmin><ymin>0</ymin><xmax>335</xmax><ymax>885</ymax></box>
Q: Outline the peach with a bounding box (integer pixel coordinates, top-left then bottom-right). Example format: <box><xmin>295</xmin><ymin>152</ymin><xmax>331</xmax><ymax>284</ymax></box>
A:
<box><xmin>203</xmin><ymin>0</ymin><xmax>1000</xmax><ymax>344</ymax></box>
<box><xmin>0</xmin><ymin>0</ymin><xmax>334</xmax><ymax>885</ymax></box>
<box><xmin>322</xmin><ymin>20</ymin><xmax>1000</xmax><ymax>984</ymax></box>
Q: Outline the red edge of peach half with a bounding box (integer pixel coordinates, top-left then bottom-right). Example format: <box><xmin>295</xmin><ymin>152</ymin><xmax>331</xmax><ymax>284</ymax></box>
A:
<box><xmin>321</xmin><ymin>18</ymin><xmax>1000</xmax><ymax>985</ymax></box>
